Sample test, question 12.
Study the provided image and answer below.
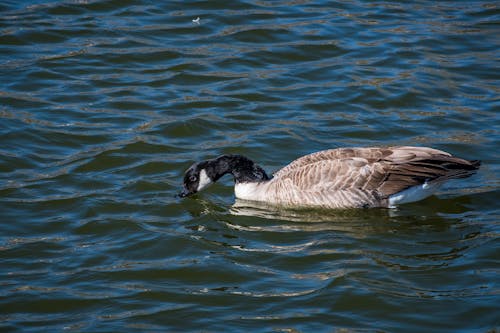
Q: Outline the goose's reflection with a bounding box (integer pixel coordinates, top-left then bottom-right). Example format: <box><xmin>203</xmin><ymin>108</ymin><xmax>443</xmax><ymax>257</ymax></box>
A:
<box><xmin>230</xmin><ymin>198</ymin><xmax>393</xmax><ymax>223</ymax></box>
<box><xmin>226</xmin><ymin>196</ymin><xmax>476</xmax><ymax>235</ymax></box>
<box><xmin>227</xmin><ymin>199</ymin><xmax>402</xmax><ymax>236</ymax></box>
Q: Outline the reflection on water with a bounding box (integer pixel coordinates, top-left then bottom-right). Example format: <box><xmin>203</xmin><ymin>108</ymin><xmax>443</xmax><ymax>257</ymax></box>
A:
<box><xmin>230</xmin><ymin>198</ymin><xmax>393</xmax><ymax>225</ymax></box>
<box><xmin>229</xmin><ymin>193</ymin><xmax>478</xmax><ymax>224</ymax></box>
<box><xmin>182</xmin><ymin>194</ymin><xmax>496</xmax><ymax>306</ymax></box>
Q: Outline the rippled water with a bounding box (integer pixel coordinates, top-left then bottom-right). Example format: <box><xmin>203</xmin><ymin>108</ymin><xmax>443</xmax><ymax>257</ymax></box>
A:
<box><xmin>1</xmin><ymin>1</ymin><xmax>499</xmax><ymax>332</ymax></box>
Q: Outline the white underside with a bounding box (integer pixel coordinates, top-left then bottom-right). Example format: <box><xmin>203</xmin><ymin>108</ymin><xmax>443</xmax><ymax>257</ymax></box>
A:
<box><xmin>388</xmin><ymin>181</ymin><xmax>441</xmax><ymax>208</ymax></box>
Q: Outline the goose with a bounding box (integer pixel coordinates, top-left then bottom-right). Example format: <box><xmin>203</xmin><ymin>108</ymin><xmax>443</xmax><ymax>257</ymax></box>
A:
<box><xmin>178</xmin><ymin>146</ymin><xmax>480</xmax><ymax>209</ymax></box>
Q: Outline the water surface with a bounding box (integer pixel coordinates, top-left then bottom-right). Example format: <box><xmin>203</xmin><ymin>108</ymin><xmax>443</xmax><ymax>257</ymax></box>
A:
<box><xmin>1</xmin><ymin>1</ymin><xmax>499</xmax><ymax>332</ymax></box>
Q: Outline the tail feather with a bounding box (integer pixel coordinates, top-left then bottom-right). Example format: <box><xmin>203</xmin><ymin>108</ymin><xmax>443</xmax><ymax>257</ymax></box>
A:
<box><xmin>379</xmin><ymin>156</ymin><xmax>480</xmax><ymax>198</ymax></box>
<box><xmin>412</xmin><ymin>157</ymin><xmax>480</xmax><ymax>180</ymax></box>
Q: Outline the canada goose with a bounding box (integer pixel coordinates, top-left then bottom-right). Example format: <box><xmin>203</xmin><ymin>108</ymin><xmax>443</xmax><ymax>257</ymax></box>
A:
<box><xmin>179</xmin><ymin>146</ymin><xmax>480</xmax><ymax>209</ymax></box>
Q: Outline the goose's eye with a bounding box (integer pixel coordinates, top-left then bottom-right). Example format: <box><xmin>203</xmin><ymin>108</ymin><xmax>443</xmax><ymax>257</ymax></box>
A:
<box><xmin>189</xmin><ymin>176</ymin><xmax>197</xmax><ymax>182</ymax></box>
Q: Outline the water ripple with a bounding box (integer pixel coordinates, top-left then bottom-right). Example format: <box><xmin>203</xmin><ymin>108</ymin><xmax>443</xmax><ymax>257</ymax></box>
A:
<box><xmin>0</xmin><ymin>0</ymin><xmax>499</xmax><ymax>332</ymax></box>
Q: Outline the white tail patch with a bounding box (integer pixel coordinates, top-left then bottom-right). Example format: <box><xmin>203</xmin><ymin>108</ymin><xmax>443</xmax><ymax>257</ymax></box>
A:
<box><xmin>197</xmin><ymin>169</ymin><xmax>213</xmax><ymax>192</ymax></box>
<box><xmin>388</xmin><ymin>181</ymin><xmax>441</xmax><ymax>208</ymax></box>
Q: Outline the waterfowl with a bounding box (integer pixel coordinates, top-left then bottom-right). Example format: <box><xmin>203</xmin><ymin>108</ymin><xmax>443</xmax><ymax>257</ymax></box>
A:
<box><xmin>179</xmin><ymin>146</ymin><xmax>480</xmax><ymax>209</ymax></box>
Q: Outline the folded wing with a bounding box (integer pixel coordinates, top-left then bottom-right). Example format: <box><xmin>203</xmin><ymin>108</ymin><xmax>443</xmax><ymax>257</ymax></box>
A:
<box><xmin>269</xmin><ymin>146</ymin><xmax>480</xmax><ymax>208</ymax></box>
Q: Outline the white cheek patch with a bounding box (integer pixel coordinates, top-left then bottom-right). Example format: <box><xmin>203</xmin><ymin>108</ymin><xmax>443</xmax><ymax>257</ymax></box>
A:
<box><xmin>197</xmin><ymin>169</ymin><xmax>213</xmax><ymax>192</ymax></box>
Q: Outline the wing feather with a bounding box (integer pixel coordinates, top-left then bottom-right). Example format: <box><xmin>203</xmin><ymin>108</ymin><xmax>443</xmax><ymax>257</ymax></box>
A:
<box><xmin>268</xmin><ymin>146</ymin><xmax>479</xmax><ymax>208</ymax></box>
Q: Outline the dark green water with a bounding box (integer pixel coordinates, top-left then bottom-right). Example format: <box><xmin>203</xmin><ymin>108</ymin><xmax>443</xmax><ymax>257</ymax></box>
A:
<box><xmin>1</xmin><ymin>1</ymin><xmax>499</xmax><ymax>332</ymax></box>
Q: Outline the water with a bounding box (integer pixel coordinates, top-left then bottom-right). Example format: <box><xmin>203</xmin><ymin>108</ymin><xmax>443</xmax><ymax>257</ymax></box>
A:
<box><xmin>1</xmin><ymin>1</ymin><xmax>499</xmax><ymax>331</ymax></box>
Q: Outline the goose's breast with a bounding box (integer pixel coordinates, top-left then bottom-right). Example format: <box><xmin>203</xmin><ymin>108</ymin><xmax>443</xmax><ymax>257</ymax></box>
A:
<box><xmin>234</xmin><ymin>182</ymin><xmax>271</xmax><ymax>201</ymax></box>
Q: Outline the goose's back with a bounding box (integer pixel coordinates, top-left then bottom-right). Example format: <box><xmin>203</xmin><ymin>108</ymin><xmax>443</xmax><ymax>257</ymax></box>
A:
<box><xmin>273</xmin><ymin>146</ymin><xmax>450</xmax><ymax>178</ymax></box>
<box><xmin>262</xmin><ymin>146</ymin><xmax>478</xmax><ymax>208</ymax></box>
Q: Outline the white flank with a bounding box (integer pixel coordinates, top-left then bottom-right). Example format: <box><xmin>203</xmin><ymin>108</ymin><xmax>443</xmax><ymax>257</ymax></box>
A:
<box><xmin>197</xmin><ymin>169</ymin><xmax>213</xmax><ymax>192</ymax></box>
<box><xmin>388</xmin><ymin>181</ymin><xmax>441</xmax><ymax>208</ymax></box>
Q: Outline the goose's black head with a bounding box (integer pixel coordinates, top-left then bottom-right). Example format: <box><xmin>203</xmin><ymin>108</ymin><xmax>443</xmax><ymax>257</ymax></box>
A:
<box><xmin>178</xmin><ymin>161</ymin><xmax>213</xmax><ymax>198</ymax></box>
<box><xmin>178</xmin><ymin>154</ymin><xmax>270</xmax><ymax>198</ymax></box>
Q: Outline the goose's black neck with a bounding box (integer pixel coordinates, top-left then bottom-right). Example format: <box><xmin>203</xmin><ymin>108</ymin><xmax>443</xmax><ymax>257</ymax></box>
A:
<box><xmin>204</xmin><ymin>154</ymin><xmax>270</xmax><ymax>183</ymax></box>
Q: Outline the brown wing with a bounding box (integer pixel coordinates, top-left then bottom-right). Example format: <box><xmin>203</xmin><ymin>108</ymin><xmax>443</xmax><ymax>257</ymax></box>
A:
<box><xmin>375</xmin><ymin>147</ymin><xmax>480</xmax><ymax>197</ymax></box>
<box><xmin>267</xmin><ymin>157</ymin><xmax>384</xmax><ymax>208</ymax></box>
<box><xmin>272</xmin><ymin>147</ymin><xmax>393</xmax><ymax>178</ymax></box>
<box><xmin>273</xmin><ymin>146</ymin><xmax>480</xmax><ymax>200</ymax></box>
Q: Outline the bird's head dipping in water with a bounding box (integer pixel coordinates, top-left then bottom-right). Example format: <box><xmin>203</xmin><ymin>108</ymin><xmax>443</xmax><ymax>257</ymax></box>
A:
<box><xmin>178</xmin><ymin>161</ymin><xmax>214</xmax><ymax>198</ymax></box>
<box><xmin>178</xmin><ymin>155</ymin><xmax>270</xmax><ymax>198</ymax></box>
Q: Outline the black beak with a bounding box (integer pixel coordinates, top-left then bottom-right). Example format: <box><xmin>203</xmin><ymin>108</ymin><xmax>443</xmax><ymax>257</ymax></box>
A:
<box><xmin>177</xmin><ymin>188</ymin><xmax>192</xmax><ymax>198</ymax></box>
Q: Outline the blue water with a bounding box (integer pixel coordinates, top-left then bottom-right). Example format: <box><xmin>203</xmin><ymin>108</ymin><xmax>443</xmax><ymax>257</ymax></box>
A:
<box><xmin>0</xmin><ymin>1</ymin><xmax>499</xmax><ymax>332</ymax></box>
